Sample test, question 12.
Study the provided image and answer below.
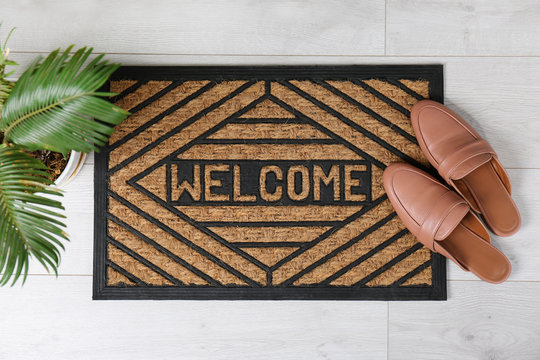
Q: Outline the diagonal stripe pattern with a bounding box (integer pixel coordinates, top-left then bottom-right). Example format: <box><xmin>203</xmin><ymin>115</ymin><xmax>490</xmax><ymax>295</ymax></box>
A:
<box><xmin>94</xmin><ymin>66</ymin><xmax>445</xmax><ymax>300</ymax></box>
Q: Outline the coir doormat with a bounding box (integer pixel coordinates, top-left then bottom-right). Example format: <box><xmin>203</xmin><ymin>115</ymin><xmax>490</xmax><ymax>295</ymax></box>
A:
<box><xmin>93</xmin><ymin>65</ymin><xmax>446</xmax><ymax>300</ymax></box>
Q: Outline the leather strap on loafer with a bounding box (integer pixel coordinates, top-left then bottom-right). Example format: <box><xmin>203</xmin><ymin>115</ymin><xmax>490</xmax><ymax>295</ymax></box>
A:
<box><xmin>438</xmin><ymin>139</ymin><xmax>496</xmax><ymax>182</ymax></box>
<box><xmin>383</xmin><ymin>163</ymin><xmax>513</xmax><ymax>281</ymax></box>
<box><xmin>417</xmin><ymin>191</ymin><xmax>469</xmax><ymax>251</ymax></box>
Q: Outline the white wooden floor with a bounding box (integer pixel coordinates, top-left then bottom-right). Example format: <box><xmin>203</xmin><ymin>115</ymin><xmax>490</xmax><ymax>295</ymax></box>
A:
<box><xmin>1</xmin><ymin>1</ymin><xmax>540</xmax><ymax>359</ymax></box>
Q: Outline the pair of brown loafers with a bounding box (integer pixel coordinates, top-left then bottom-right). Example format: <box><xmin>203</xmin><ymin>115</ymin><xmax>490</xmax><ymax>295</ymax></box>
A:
<box><xmin>383</xmin><ymin>100</ymin><xmax>520</xmax><ymax>284</ymax></box>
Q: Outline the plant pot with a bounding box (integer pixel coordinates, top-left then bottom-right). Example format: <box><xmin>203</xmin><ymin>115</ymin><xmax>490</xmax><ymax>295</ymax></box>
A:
<box><xmin>54</xmin><ymin>151</ymin><xmax>87</xmax><ymax>187</ymax></box>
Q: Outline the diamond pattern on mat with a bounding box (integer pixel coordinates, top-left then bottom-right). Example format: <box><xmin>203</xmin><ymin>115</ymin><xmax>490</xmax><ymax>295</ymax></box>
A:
<box><xmin>103</xmin><ymin>78</ymin><xmax>435</xmax><ymax>290</ymax></box>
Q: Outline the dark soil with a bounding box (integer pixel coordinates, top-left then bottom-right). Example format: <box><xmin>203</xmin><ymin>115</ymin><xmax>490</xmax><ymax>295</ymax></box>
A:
<box><xmin>30</xmin><ymin>150</ymin><xmax>70</xmax><ymax>181</ymax></box>
<box><xmin>0</xmin><ymin>132</ymin><xmax>69</xmax><ymax>181</ymax></box>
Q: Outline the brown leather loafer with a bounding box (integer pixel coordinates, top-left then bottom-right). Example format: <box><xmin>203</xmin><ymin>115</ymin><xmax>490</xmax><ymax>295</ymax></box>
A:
<box><xmin>383</xmin><ymin>163</ymin><xmax>511</xmax><ymax>284</ymax></box>
<box><xmin>411</xmin><ymin>100</ymin><xmax>521</xmax><ymax>237</ymax></box>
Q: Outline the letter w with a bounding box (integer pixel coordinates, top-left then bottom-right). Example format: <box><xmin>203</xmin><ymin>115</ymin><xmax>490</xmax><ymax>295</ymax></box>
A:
<box><xmin>171</xmin><ymin>163</ymin><xmax>201</xmax><ymax>201</ymax></box>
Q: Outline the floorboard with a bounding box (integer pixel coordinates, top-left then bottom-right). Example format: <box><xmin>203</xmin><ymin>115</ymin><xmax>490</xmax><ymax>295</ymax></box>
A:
<box><xmin>387</xmin><ymin>0</ymin><xmax>540</xmax><ymax>56</ymax></box>
<box><xmin>0</xmin><ymin>276</ymin><xmax>387</xmax><ymax>360</ymax></box>
<box><xmin>389</xmin><ymin>281</ymin><xmax>540</xmax><ymax>360</ymax></box>
<box><xmin>2</xmin><ymin>0</ymin><xmax>385</xmax><ymax>56</ymax></box>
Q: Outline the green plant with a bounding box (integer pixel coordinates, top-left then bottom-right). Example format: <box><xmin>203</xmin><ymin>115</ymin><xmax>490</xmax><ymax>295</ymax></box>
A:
<box><xmin>0</xmin><ymin>27</ymin><xmax>16</xmax><ymax>114</ymax></box>
<box><xmin>0</xmin><ymin>28</ymin><xmax>130</xmax><ymax>285</ymax></box>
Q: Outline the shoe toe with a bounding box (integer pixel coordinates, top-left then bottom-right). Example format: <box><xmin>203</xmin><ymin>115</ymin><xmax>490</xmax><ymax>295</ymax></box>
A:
<box><xmin>384</xmin><ymin>163</ymin><xmax>445</xmax><ymax>227</ymax></box>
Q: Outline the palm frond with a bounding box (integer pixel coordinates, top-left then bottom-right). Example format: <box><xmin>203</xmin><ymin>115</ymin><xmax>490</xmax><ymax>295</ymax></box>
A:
<box><xmin>0</xmin><ymin>145</ymin><xmax>67</xmax><ymax>286</ymax></box>
<box><xmin>0</xmin><ymin>25</ymin><xmax>16</xmax><ymax>115</ymax></box>
<box><xmin>0</xmin><ymin>78</ymin><xmax>13</xmax><ymax>114</ymax></box>
<box><xmin>0</xmin><ymin>46</ymin><xmax>130</xmax><ymax>154</ymax></box>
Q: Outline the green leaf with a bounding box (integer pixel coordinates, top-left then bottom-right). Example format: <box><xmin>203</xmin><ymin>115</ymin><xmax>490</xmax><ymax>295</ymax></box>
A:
<box><xmin>0</xmin><ymin>24</ymin><xmax>17</xmax><ymax>89</ymax></box>
<box><xmin>0</xmin><ymin>46</ymin><xmax>130</xmax><ymax>154</ymax></box>
<box><xmin>0</xmin><ymin>145</ymin><xmax>68</xmax><ymax>286</ymax></box>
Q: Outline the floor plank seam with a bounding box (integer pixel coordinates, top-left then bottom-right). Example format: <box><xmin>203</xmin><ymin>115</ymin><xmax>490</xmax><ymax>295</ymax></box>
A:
<box><xmin>386</xmin><ymin>302</ymin><xmax>390</xmax><ymax>360</ymax></box>
<box><xmin>13</xmin><ymin>50</ymin><xmax>540</xmax><ymax>58</ymax></box>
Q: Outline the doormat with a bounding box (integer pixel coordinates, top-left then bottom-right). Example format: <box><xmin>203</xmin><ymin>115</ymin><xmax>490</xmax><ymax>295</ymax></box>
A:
<box><xmin>94</xmin><ymin>65</ymin><xmax>446</xmax><ymax>300</ymax></box>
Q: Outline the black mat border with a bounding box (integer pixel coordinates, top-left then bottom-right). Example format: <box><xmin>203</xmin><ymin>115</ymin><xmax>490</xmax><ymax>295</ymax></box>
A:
<box><xmin>94</xmin><ymin>65</ymin><xmax>446</xmax><ymax>301</ymax></box>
